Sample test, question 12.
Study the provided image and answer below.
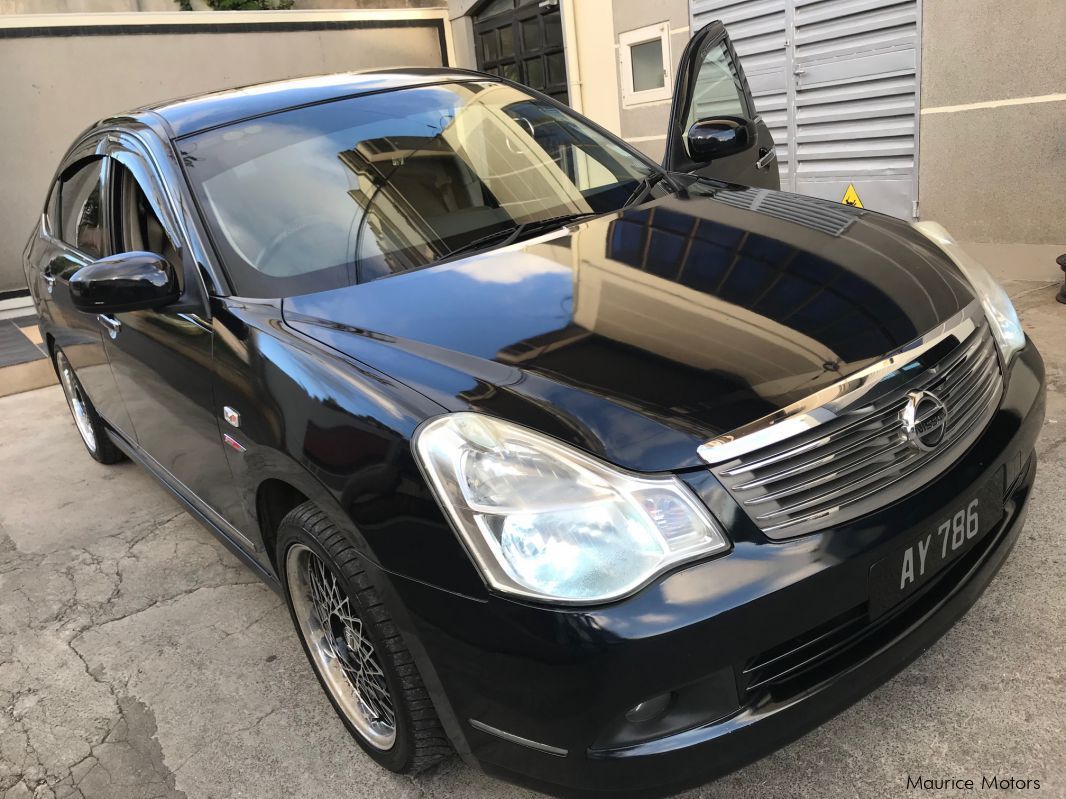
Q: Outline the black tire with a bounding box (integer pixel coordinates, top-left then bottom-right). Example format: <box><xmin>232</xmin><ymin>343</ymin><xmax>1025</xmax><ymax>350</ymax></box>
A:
<box><xmin>277</xmin><ymin>502</ymin><xmax>451</xmax><ymax>773</ymax></box>
<box><xmin>54</xmin><ymin>348</ymin><xmax>125</xmax><ymax>464</ymax></box>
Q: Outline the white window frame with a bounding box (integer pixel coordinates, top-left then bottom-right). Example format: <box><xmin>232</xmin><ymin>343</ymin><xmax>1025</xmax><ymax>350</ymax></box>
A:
<box><xmin>619</xmin><ymin>22</ymin><xmax>672</xmax><ymax>108</ymax></box>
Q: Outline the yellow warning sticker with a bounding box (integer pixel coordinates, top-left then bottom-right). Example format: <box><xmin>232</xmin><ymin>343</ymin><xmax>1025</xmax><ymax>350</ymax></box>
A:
<box><xmin>841</xmin><ymin>183</ymin><xmax>864</xmax><ymax>208</ymax></box>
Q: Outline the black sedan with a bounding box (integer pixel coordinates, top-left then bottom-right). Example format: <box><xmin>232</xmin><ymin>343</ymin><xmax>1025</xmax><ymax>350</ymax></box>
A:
<box><xmin>23</xmin><ymin>24</ymin><xmax>1044</xmax><ymax>799</ymax></box>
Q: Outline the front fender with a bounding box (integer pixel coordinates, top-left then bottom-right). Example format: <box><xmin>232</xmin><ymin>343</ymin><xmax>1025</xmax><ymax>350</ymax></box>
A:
<box><xmin>210</xmin><ymin>298</ymin><xmax>487</xmax><ymax>599</ymax></box>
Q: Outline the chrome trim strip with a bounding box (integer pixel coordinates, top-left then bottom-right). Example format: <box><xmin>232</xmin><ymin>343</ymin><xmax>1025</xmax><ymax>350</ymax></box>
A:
<box><xmin>723</xmin><ymin>401</ymin><xmax>903</xmax><ymax>477</ymax></box>
<box><xmin>468</xmin><ymin>719</ymin><xmax>568</xmax><ymax>757</ymax></box>
<box><xmin>757</xmin><ymin>366</ymin><xmax>1002</xmax><ymax>533</ymax></box>
<box><xmin>733</xmin><ymin>421</ymin><xmax>904</xmax><ymax>489</ymax></box>
<box><xmin>730</xmin><ymin>334</ymin><xmax>995</xmax><ymax>497</ymax></box>
<box><xmin>178</xmin><ymin>312</ymin><xmax>212</xmax><ymax>332</ymax></box>
<box><xmin>744</xmin><ymin>438</ymin><xmax>906</xmax><ymax>505</ymax></box>
<box><xmin>697</xmin><ymin>301</ymin><xmax>985</xmax><ymax>465</ymax></box>
<box><xmin>761</xmin><ymin>395</ymin><xmax>1001</xmax><ymax>534</ymax></box>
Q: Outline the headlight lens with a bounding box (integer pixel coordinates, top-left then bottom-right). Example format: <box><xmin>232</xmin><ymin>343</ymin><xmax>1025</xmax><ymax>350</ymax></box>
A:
<box><xmin>414</xmin><ymin>413</ymin><xmax>729</xmax><ymax>603</ymax></box>
<box><xmin>914</xmin><ymin>221</ymin><xmax>1025</xmax><ymax>362</ymax></box>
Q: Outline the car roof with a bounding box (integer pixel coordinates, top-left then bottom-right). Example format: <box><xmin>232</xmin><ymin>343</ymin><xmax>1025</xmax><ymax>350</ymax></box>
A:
<box><xmin>134</xmin><ymin>68</ymin><xmax>483</xmax><ymax>138</ymax></box>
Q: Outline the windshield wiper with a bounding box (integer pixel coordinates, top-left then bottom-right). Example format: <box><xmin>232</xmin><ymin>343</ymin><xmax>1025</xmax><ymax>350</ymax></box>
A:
<box><xmin>623</xmin><ymin>171</ymin><xmax>676</xmax><ymax>208</ymax></box>
<box><xmin>439</xmin><ymin>212</ymin><xmax>598</xmax><ymax>263</ymax></box>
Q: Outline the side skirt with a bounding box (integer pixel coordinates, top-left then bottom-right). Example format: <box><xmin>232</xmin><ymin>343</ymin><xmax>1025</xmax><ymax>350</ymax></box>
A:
<box><xmin>106</xmin><ymin>427</ymin><xmax>283</xmax><ymax>595</ymax></box>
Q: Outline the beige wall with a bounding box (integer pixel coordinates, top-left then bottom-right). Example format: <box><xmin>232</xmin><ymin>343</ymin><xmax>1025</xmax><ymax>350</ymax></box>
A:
<box><xmin>610</xmin><ymin>0</ymin><xmax>686</xmax><ymax>162</ymax></box>
<box><xmin>0</xmin><ymin>0</ymin><xmax>443</xmax><ymax>11</ymax></box>
<box><xmin>0</xmin><ymin>11</ymin><xmax>448</xmax><ymax>292</ymax></box>
<box><xmin>918</xmin><ymin>0</ymin><xmax>1066</xmax><ymax>252</ymax></box>
<box><xmin>567</xmin><ymin>0</ymin><xmax>619</xmax><ymax>134</ymax></box>
<box><xmin>1</xmin><ymin>0</ymin><xmax>173</xmax><ymax>11</ymax></box>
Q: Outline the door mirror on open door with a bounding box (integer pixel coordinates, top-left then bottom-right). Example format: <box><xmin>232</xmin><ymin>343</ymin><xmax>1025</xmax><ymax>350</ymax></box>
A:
<box><xmin>686</xmin><ymin>116</ymin><xmax>755</xmax><ymax>162</ymax></box>
<box><xmin>69</xmin><ymin>252</ymin><xmax>179</xmax><ymax>314</ymax></box>
<box><xmin>663</xmin><ymin>21</ymin><xmax>780</xmax><ymax>189</ymax></box>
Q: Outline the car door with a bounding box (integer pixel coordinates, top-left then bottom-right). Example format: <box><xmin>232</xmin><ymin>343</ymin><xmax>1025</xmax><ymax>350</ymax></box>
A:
<box><xmin>662</xmin><ymin>21</ymin><xmax>780</xmax><ymax>189</ymax></box>
<box><xmin>32</xmin><ymin>151</ymin><xmax>136</xmax><ymax>438</ymax></box>
<box><xmin>100</xmin><ymin>140</ymin><xmax>254</xmax><ymax>550</ymax></box>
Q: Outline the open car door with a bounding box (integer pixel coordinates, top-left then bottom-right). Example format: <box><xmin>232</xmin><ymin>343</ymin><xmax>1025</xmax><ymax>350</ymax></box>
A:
<box><xmin>663</xmin><ymin>21</ymin><xmax>780</xmax><ymax>190</ymax></box>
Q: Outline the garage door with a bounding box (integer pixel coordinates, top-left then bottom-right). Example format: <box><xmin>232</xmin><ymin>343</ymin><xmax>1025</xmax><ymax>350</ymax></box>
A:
<box><xmin>690</xmin><ymin>0</ymin><xmax>919</xmax><ymax>219</ymax></box>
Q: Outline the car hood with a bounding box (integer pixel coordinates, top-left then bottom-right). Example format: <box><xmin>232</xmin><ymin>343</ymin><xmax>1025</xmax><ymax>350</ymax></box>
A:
<box><xmin>283</xmin><ymin>183</ymin><xmax>975</xmax><ymax>472</ymax></box>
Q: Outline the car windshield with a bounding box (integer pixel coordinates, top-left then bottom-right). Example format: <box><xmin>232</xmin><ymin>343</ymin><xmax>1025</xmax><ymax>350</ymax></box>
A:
<box><xmin>179</xmin><ymin>80</ymin><xmax>660</xmax><ymax>298</ymax></box>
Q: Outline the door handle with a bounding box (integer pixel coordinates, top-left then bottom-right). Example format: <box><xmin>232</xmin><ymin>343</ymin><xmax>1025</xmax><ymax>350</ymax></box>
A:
<box><xmin>42</xmin><ymin>273</ymin><xmax>56</xmax><ymax>295</ymax></box>
<box><xmin>97</xmin><ymin>314</ymin><xmax>122</xmax><ymax>339</ymax></box>
<box><xmin>756</xmin><ymin>147</ymin><xmax>778</xmax><ymax>170</ymax></box>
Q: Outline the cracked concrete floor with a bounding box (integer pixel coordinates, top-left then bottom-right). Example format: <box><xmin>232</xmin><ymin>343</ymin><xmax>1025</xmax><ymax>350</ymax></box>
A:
<box><xmin>1</xmin><ymin>282</ymin><xmax>1064</xmax><ymax>799</ymax></box>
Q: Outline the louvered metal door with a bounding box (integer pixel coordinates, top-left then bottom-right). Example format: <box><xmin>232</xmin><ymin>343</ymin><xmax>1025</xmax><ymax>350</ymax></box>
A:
<box><xmin>690</xmin><ymin>0</ymin><xmax>919</xmax><ymax>219</ymax></box>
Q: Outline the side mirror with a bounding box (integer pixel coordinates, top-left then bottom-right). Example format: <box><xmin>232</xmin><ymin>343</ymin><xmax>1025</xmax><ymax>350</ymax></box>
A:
<box><xmin>70</xmin><ymin>252</ymin><xmax>179</xmax><ymax>314</ymax></box>
<box><xmin>686</xmin><ymin>116</ymin><xmax>756</xmax><ymax>162</ymax></box>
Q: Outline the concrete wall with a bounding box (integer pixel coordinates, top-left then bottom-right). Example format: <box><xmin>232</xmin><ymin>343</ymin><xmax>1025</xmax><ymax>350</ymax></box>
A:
<box><xmin>289</xmin><ymin>0</ymin><xmax>443</xmax><ymax>7</ymax></box>
<box><xmin>918</xmin><ymin>0</ymin><xmax>1066</xmax><ymax>252</ymax></box>
<box><xmin>611</xmin><ymin>0</ymin><xmax>688</xmax><ymax>161</ymax></box>
<box><xmin>1</xmin><ymin>0</ymin><xmax>173</xmax><ymax>11</ymax></box>
<box><xmin>0</xmin><ymin>0</ymin><xmax>443</xmax><ymax>11</ymax></box>
<box><xmin>0</xmin><ymin>10</ymin><xmax>449</xmax><ymax>292</ymax></box>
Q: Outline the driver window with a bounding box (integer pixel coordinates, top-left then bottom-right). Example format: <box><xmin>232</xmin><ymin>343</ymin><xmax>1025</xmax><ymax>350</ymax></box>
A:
<box><xmin>685</xmin><ymin>40</ymin><xmax>748</xmax><ymax>130</ymax></box>
<box><xmin>112</xmin><ymin>162</ymin><xmax>181</xmax><ymax>273</ymax></box>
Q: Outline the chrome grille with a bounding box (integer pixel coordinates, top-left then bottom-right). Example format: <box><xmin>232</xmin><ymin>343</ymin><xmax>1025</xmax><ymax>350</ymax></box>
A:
<box><xmin>712</xmin><ymin>319</ymin><xmax>1003</xmax><ymax>538</ymax></box>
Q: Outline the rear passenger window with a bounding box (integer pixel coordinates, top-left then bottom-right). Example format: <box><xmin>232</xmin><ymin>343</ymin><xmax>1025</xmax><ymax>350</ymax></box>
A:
<box><xmin>59</xmin><ymin>158</ymin><xmax>106</xmax><ymax>258</ymax></box>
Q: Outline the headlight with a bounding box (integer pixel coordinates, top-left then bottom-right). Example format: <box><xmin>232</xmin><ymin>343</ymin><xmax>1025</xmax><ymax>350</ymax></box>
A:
<box><xmin>414</xmin><ymin>413</ymin><xmax>729</xmax><ymax>604</ymax></box>
<box><xmin>914</xmin><ymin>221</ymin><xmax>1025</xmax><ymax>363</ymax></box>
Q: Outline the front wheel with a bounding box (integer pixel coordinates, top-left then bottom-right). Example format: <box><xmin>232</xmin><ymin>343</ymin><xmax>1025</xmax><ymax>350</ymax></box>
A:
<box><xmin>278</xmin><ymin>503</ymin><xmax>451</xmax><ymax>772</ymax></box>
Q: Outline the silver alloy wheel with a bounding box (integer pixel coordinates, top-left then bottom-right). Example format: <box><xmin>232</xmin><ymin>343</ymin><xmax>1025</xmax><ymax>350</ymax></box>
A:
<box><xmin>285</xmin><ymin>543</ymin><xmax>397</xmax><ymax>750</ymax></box>
<box><xmin>57</xmin><ymin>352</ymin><xmax>97</xmax><ymax>453</ymax></box>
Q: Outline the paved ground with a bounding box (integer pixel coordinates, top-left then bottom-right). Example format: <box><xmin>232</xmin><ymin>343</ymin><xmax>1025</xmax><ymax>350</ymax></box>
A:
<box><xmin>1</xmin><ymin>280</ymin><xmax>1064</xmax><ymax>799</ymax></box>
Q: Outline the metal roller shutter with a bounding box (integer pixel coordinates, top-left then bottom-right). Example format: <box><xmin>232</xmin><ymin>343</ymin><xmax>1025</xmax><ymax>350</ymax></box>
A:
<box><xmin>690</xmin><ymin>0</ymin><xmax>919</xmax><ymax>219</ymax></box>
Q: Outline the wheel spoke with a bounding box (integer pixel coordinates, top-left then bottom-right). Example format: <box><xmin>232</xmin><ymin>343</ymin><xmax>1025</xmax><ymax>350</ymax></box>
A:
<box><xmin>287</xmin><ymin>545</ymin><xmax>396</xmax><ymax>749</ymax></box>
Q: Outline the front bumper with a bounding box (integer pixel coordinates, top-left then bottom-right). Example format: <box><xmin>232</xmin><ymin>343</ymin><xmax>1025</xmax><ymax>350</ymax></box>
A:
<box><xmin>382</xmin><ymin>342</ymin><xmax>1045</xmax><ymax>798</ymax></box>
